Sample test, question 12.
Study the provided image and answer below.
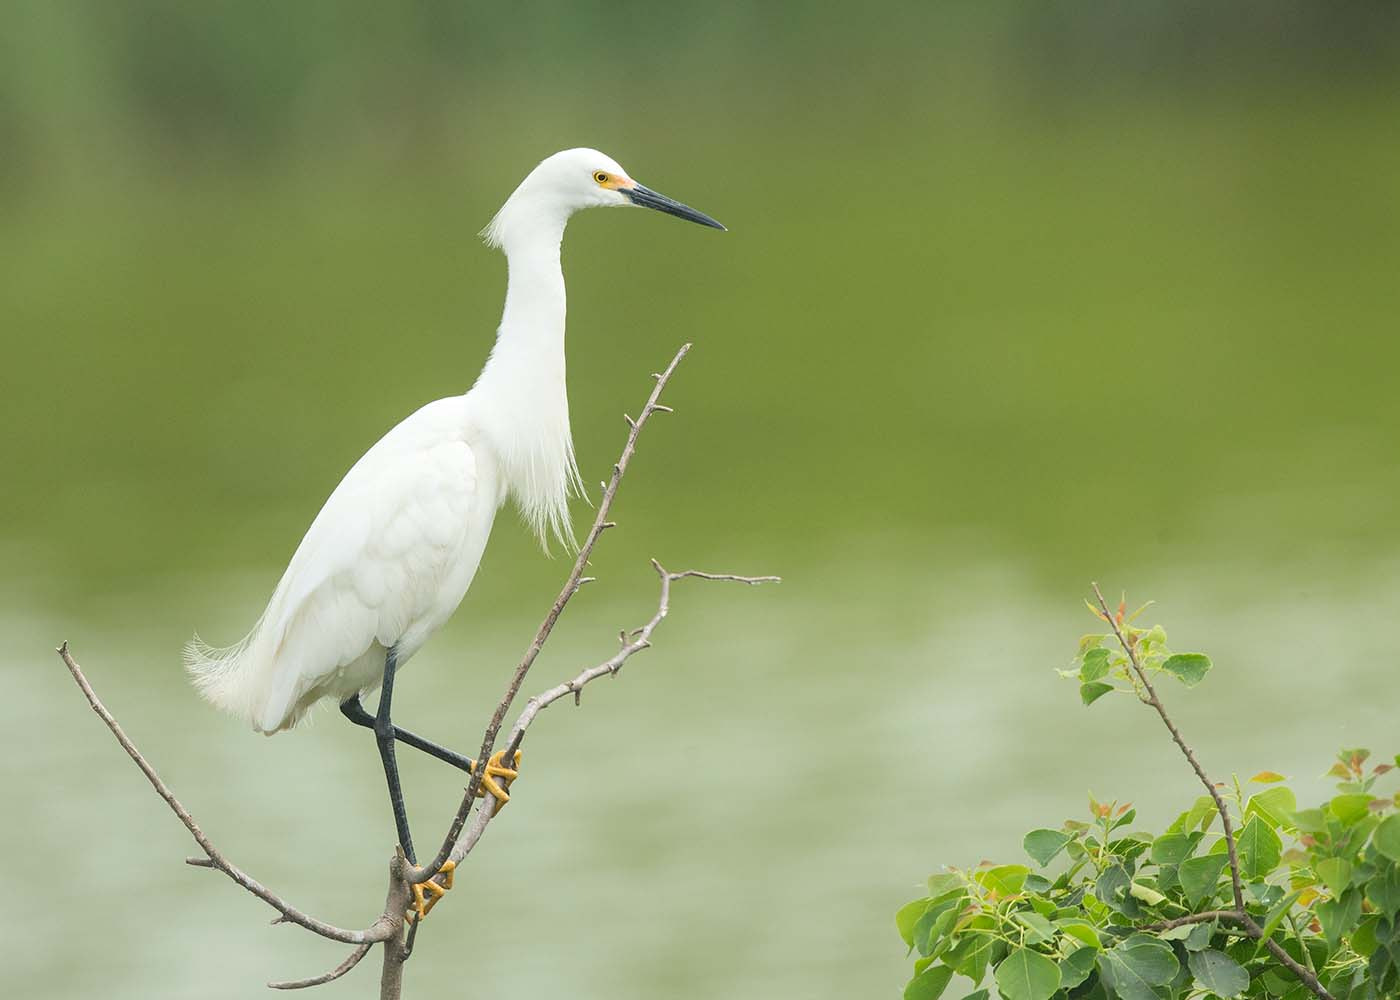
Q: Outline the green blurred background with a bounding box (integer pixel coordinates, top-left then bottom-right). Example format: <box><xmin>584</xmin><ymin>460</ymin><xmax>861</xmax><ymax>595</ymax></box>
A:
<box><xmin>4</xmin><ymin>3</ymin><xmax>1399</xmax><ymax>997</ymax></box>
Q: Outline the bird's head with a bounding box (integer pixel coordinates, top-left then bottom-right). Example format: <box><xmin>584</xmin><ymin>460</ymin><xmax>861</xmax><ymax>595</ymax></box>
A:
<box><xmin>482</xmin><ymin>147</ymin><xmax>725</xmax><ymax>251</ymax></box>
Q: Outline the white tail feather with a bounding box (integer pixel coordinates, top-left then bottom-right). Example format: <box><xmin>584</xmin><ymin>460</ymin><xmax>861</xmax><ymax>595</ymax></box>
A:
<box><xmin>184</xmin><ymin>623</ymin><xmax>270</xmax><ymax>731</ymax></box>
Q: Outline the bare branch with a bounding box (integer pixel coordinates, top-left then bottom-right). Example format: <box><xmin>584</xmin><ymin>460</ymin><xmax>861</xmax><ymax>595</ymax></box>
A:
<box><xmin>414</xmin><ymin>343</ymin><xmax>694</xmax><ymax>884</ymax></box>
<box><xmin>54</xmin><ymin>642</ymin><xmax>396</xmax><ymax>947</ymax></box>
<box><xmin>504</xmin><ymin>564</ymin><xmax>778</xmax><ymax>761</ymax></box>
<box><xmin>56</xmin><ymin>346</ymin><xmax>772</xmax><ymax>1000</ymax></box>
<box><xmin>1093</xmin><ymin>585</ymin><xmax>1334</xmax><ymax>1000</ymax></box>
<box><xmin>269</xmin><ymin>944</ymin><xmax>372</xmax><ymax>990</ymax></box>
<box><xmin>438</xmin><ymin>562</ymin><xmax>778</xmax><ymax>867</ymax></box>
<box><xmin>1142</xmin><ymin>911</ymin><xmax>1242</xmax><ymax>932</ymax></box>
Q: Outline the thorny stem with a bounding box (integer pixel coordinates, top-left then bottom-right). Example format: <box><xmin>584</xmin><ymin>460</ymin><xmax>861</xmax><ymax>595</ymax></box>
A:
<box><xmin>1092</xmin><ymin>584</ymin><xmax>1334</xmax><ymax>1000</ymax></box>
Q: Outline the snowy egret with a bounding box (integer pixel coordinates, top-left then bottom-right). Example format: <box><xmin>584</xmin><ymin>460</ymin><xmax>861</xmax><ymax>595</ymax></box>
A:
<box><xmin>186</xmin><ymin>148</ymin><xmax>724</xmax><ymax>898</ymax></box>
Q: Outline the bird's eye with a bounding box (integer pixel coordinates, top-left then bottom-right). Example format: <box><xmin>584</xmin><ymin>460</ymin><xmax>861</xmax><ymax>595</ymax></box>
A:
<box><xmin>593</xmin><ymin>171</ymin><xmax>610</xmax><ymax>185</ymax></box>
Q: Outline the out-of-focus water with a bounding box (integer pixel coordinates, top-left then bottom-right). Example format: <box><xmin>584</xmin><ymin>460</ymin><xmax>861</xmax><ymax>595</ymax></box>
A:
<box><xmin>4</xmin><ymin>8</ymin><xmax>1400</xmax><ymax>995</ymax></box>
<box><xmin>6</xmin><ymin>560</ymin><xmax>1398</xmax><ymax>999</ymax></box>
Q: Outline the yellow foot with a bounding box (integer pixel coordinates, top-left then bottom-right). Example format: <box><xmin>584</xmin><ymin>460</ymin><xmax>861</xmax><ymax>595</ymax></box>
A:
<box><xmin>470</xmin><ymin>749</ymin><xmax>522</xmax><ymax>808</ymax></box>
<box><xmin>406</xmin><ymin>859</ymin><xmax>455</xmax><ymax>924</ymax></box>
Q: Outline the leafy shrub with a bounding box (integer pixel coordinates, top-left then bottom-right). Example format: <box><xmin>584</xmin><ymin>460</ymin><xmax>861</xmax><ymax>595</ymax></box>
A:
<box><xmin>898</xmin><ymin>591</ymin><xmax>1400</xmax><ymax>1000</ymax></box>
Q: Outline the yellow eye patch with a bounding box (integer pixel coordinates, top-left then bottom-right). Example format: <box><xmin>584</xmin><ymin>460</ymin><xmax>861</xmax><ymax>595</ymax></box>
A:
<box><xmin>592</xmin><ymin>170</ymin><xmax>633</xmax><ymax>190</ymax></box>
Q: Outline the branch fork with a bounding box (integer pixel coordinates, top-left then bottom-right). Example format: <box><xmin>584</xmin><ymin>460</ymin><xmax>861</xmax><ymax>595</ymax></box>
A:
<box><xmin>55</xmin><ymin>344</ymin><xmax>776</xmax><ymax>998</ymax></box>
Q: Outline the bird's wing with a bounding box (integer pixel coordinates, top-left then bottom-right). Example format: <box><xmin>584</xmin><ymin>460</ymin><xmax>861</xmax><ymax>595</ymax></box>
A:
<box><xmin>193</xmin><ymin>399</ymin><xmax>485</xmax><ymax>733</ymax></box>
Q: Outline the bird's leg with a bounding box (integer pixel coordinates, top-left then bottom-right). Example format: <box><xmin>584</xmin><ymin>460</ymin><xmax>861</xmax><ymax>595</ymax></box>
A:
<box><xmin>340</xmin><ymin>695</ymin><xmax>520</xmax><ymax>807</ymax></box>
<box><xmin>372</xmin><ymin>646</ymin><xmax>416</xmax><ymax>867</ymax></box>
<box><xmin>369</xmin><ymin>649</ymin><xmax>444</xmax><ymax>923</ymax></box>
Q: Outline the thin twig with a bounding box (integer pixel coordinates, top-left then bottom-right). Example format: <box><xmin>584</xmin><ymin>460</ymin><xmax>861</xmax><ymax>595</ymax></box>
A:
<box><xmin>503</xmin><ymin>565</ymin><xmax>778</xmax><ymax>761</ymax></box>
<box><xmin>1092</xmin><ymin>583</ymin><xmax>1247</xmax><ymax>914</ymax></box>
<box><xmin>55</xmin><ymin>642</ymin><xmax>396</xmax><ymax>947</ymax></box>
<box><xmin>1092</xmin><ymin>585</ymin><xmax>1334</xmax><ymax>1000</ymax></box>
<box><xmin>1142</xmin><ymin>911</ymin><xmax>1240</xmax><ymax>932</ymax></box>
<box><xmin>442</xmin><ymin>562</ymin><xmax>778</xmax><ymax>866</ymax></box>
<box><xmin>56</xmin><ymin>346</ymin><xmax>772</xmax><ymax>1000</ymax></box>
<box><xmin>269</xmin><ymin>944</ymin><xmax>372</xmax><ymax>990</ymax></box>
<box><xmin>414</xmin><ymin>343</ymin><xmax>693</xmax><ymax>885</ymax></box>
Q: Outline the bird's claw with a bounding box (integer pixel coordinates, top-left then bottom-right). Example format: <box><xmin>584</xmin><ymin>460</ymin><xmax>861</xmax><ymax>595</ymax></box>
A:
<box><xmin>406</xmin><ymin>859</ymin><xmax>455</xmax><ymax>924</ymax></box>
<box><xmin>471</xmin><ymin>749</ymin><xmax>521</xmax><ymax>808</ymax></box>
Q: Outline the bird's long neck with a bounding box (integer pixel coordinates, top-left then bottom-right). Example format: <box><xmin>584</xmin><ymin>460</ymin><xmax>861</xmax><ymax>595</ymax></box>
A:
<box><xmin>471</xmin><ymin>221</ymin><xmax>581</xmax><ymax>548</ymax></box>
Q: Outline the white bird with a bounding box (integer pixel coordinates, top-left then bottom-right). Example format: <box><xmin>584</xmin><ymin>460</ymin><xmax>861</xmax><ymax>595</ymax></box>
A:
<box><xmin>186</xmin><ymin>148</ymin><xmax>724</xmax><ymax>898</ymax></box>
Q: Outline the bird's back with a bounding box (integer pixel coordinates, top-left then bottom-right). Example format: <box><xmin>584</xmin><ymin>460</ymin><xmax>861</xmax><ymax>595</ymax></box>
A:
<box><xmin>186</xmin><ymin>395</ymin><xmax>501</xmax><ymax>734</ymax></box>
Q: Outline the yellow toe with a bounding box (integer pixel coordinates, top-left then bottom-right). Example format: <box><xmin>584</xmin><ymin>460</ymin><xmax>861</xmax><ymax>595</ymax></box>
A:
<box><xmin>405</xmin><ymin>860</ymin><xmax>456</xmax><ymax>923</ymax></box>
<box><xmin>473</xmin><ymin>750</ymin><xmax>522</xmax><ymax>808</ymax></box>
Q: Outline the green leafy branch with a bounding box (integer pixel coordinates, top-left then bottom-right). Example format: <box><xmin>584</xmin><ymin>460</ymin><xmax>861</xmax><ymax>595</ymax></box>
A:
<box><xmin>1086</xmin><ymin>582</ymin><xmax>1331</xmax><ymax>1000</ymax></box>
<box><xmin>897</xmin><ymin>587</ymin><xmax>1400</xmax><ymax>1000</ymax></box>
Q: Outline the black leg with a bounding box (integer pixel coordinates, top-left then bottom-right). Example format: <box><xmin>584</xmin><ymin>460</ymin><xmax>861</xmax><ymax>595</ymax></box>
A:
<box><xmin>340</xmin><ymin>695</ymin><xmax>478</xmax><ymax>774</ymax></box>
<box><xmin>371</xmin><ymin>646</ymin><xmax>416</xmax><ymax>865</ymax></box>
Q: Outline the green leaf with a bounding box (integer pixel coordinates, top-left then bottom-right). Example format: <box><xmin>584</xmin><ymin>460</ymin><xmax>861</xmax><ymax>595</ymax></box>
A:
<box><xmin>1078</xmin><ymin>633</ymin><xmax>1108</xmax><ymax>654</ymax></box>
<box><xmin>1096</xmin><ymin>864</ymin><xmax>1132</xmax><ymax>909</ymax></box>
<box><xmin>1364</xmin><ymin>862</ymin><xmax>1400</xmax><ymax>918</ymax></box>
<box><xmin>927</xmin><ymin>873</ymin><xmax>962</xmax><ymax>897</ymax></box>
<box><xmin>1245</xmin><ymin>786</ymin><xmax>1297</xmax><ymax>831</ymax></box>
<box><xmin>1060</xmin><ymin>947</ymin><xmax>1099</xmax><ymax>990</ymax></box>
<box><xmin>1185</xmin><ymin>796</ymin><xmax>1218</xmax><ymax>833</ymax></box>
<box><xmin>1254</xmin><ymin>887</ymin><xmax>1306</xmax><ymax>953</ymax></box>
<box><xmin>1188</xmin><ymin>948</ymin><xmax>1249</xmax><ymax>998</ymax></box>
<box><xmin>945</xmin><ymin>920</ymin><xmax>996</xmax><ymax>984</ymax></box>
<box><xmin>994</xmin><ymin>946</ymin><xmax>1061</xmax><ymax>1000</ymax></box>
<box><xmin>1080</xmin><ymin>682</ymin><xmax>1113</xmax><ymax>706</ymax></box>
<box><xmin>1315</xmin><ymin>858</ymin><xmax>1352</xmax><ymax>897</ymax></box>
<box><xmin>1128</xmin><ymin>881</ymin><xmax>1168</xmax><ymax>907</ymax></box>
<box><xmin>1014</xmin><ymin>910</ymin><xmax>1058</xmax><ymax>945</ymax></box>
<box><xmin>1375</xmin><ymin>815</ymin><xmax>1400</xmax><ymax>862</ymax></box>
<box><xmin>1120</xmin><ymin>935</ymin><xmax>1180</xmax><ymax>980</ymax></box>
<box><xmin>1237</xmin><ymin>816</ymin><xmax>1282</xmax><ymax>880</ymax></box>
<box><xmin>1316</xmin><ymin>889</ymin><xmax>1362</xmax><ymax>949</ymax></box>
<box><xmin>897</xmin><ymin>899</ymin><xmax>932</xmax><ymax>948</ymax></box>
<box><xmin>961</xmin><ymin>992</ymin><xmax>990</xmax><ymax>1000</ymax></box>
<box><xmin>905</xmin><ymin>963</ymin><xmax>954</xmax><ymax>1000</ymax></box>
<box><xmin>1081</xmin><ymin>648</ymin><xmax>1111</xmax><ymax>682</ymax></box>
<box><xmin>1023</xmin><ymin>829</ymin><xmax>1073</xmax><ymax>867</ymax></box>
<box><xmin>1185</xmin><ymin>922</ymin><xmax>1215</xmax><ymax>951</ymax></box>
<box><xmin>1150</xmin><ymin>833</ymin><xmax>1197</xmax><ymax>866</ymax></box>
<box><xmin>1291</xmin><ymin>808</ymin><xmax>1328</xmax><ymax>834</ymax></box>
<box><xmin>1351</xmin><ymin>915</ymin><xmax>1380</xmax><ymax>958</ymax></box>
<box><xmin>1057</xmin><ymin>920</ymin><xmax>1102</xmax><ymax>950</ymax></box>
<box><xmin>912</xmin><ymin>897</ymin><xmax>963</xmax><ymax>957</ymax></box>
<box><xmin>1330</xmin><ymin>794</ymin><xmax>1373</xmax><ymax>826</ymax></box>
<box><xmin>1179</xmin><ymin>854</ymin><xmax>1230</xmax><ymax>905</ymax></box>
<box><xmin>977</xmin><ymin>865</ymin><xmax>1029</xmax><ymax>896</ymax></box>
<box><xmin>1098</xmin><ymin>938</ymin><xmax>1179</xmax><ymax>1000</ymax></box>
<box><xmin>1161</xmin><ymin>653</ymin><xmax>1212</xmax><ymax>686</ymax></box>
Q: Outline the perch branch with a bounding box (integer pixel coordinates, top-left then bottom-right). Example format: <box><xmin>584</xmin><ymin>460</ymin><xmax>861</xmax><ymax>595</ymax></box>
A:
<box><xmin>445</xmin><ymin>561</ymin><xmax>777</xmax><ymax>864</ymax></box>
<box><xmin>57</xmin><ymin>345</ymin><xmax>774</xmax><ymax>1000</ymax></box>
<box><xmin>414</xmin><ymin>341</ymin><xmax>691</xmax><ymax>884</ymax></box>
<box><xmin>1092</xmin><ymin>584</ymin><xmax>1333</xmax><ymax>1000</ymax></box>
<box><xmin>55</xmin><ymin>642</ymin><xmax>396</xmax><ymax>947</ymax></box>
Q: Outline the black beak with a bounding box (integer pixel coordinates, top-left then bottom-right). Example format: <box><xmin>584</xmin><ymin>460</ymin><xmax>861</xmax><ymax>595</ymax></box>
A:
<box><xmin>622</xmin><ymin>184</ymin><xmax>726</xmax><ymax>231</ymax></box>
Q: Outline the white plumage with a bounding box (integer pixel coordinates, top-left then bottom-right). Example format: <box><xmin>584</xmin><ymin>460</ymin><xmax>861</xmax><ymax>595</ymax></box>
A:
<box><xmin>187</xmin><ymin>148</ymin><xmax>724</xmax><ymax>736</ymax></box>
